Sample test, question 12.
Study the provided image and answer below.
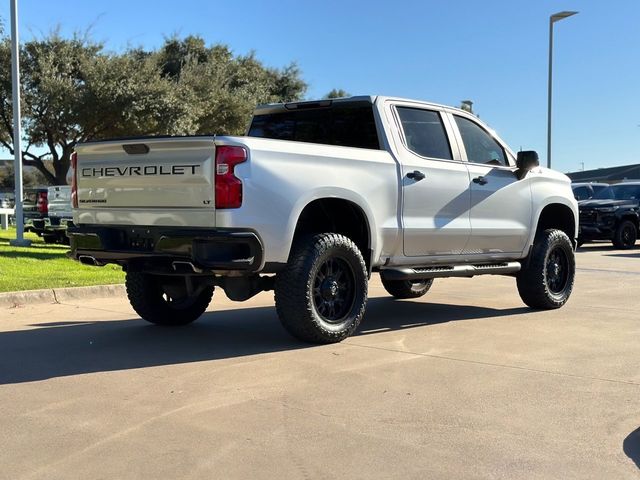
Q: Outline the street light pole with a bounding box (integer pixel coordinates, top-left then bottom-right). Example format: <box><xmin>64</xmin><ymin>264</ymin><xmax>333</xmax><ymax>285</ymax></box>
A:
<box><xmin>547</xmin><ymin>10</ymin><xmax>578</xmax><ymax>170</ymax></box>
<box><xmin>9</xmin><ymin>0</ymin><xmax>31</xmax><ymax>247</ymax></box>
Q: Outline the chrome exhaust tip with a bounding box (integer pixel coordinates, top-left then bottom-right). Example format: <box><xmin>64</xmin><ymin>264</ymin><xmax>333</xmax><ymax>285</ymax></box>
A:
<box><xmin>78</xmin><ymin>255</ymin><xmax>99</xmax><ymax>266</ymax></box>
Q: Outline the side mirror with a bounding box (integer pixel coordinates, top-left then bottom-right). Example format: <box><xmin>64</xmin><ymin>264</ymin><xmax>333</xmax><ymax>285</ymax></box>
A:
<box><xmin>516</xmin><ymin>151</ymin><xmax>539</xmax><ymax>179</ymax></box>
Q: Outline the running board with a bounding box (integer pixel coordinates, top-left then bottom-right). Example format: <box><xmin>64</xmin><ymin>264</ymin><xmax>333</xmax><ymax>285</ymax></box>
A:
<box><xmin>380</xmin><ymin>262</ymin><xmax>521</xmax><ymax>281</ymax></box>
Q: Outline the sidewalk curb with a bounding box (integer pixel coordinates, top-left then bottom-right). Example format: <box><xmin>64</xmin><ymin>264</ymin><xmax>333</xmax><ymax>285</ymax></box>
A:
<box><xmin>0</xmin><ymin>284</ymin><xmax>125</xmax><ymax>308</ymax></box>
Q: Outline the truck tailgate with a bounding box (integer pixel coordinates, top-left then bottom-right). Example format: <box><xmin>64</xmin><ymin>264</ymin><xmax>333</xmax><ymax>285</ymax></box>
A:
<box><xmin>75</xmin><ymin>137</ymin><xmax>216</xmax><ymax>210</ymax></box>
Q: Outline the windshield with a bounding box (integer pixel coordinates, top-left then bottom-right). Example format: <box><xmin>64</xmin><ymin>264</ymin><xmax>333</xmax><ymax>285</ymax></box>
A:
<box><xmin>592</xmin><ymin>184</ymin><xmax>640</xmax><ymax>200</ymax></box>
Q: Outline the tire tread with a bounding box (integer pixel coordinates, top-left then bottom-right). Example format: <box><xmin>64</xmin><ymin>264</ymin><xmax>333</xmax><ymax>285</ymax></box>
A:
<box><xmin>126</xmin><ymin>272</ymin><xmax>213</xmax><ymax>326</ymax></box>
<box><xmin>274</xmin><ymin>233</ymin><xmax>367</xmax><ymax>344</ymax></box>
<box><xmin>516</xmin><ymin>229</ymin><xmax>575</xmax><ymax>309</ymax></box>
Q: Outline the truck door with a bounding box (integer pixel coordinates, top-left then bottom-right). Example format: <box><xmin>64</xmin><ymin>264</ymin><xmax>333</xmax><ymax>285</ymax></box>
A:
<box><xmin>450</xmin><ymin>114</ymin><xmax>532</xmax><ymax>254</ymax></box>
<box><xmin>395</xmin><ymin>106</ymin><xmax>471</xmax><ymax>256</ymax></box>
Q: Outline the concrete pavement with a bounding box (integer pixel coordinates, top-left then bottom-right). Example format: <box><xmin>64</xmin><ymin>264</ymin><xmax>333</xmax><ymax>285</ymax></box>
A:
<box><xmin>1</xmin><ymin>245</ymin><xmax>639</xmax><ymax>479</ymax></box>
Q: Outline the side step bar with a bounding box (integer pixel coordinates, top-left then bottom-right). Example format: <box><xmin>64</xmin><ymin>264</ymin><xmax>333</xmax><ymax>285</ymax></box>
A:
<box><xmin>380</xmin><ymin>262</ymin><xmax>521</xmax><ymax>281</ymax></box>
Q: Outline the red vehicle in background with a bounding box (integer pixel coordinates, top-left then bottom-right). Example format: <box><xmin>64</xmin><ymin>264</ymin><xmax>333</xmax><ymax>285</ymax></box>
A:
<box><xmin>22</xmin><ymin>188</ymin><xmax>49</xmax><ymax>220</ymax></box>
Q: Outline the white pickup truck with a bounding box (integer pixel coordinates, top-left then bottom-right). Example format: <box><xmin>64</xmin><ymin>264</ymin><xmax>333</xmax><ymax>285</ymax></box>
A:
<box><xmin>69</xmin><ymin>96</ymin><xmax>578</xmax><ymax>343</ymax></box>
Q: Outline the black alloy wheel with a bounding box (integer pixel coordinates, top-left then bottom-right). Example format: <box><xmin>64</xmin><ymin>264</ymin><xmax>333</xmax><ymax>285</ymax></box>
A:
<box><xmin>516</xmin><ymin>228</ymin><xmax>575</xmax><ymax>309</ymax></box>
<box><xmin>545</xmin><ymin>246</ymin><xmax>570</xmax><ymax>295</ymax></box>
<box><xmin>613</xmin><ymin>220</ymin><xmax>637</xmax><ymax>249</ymax></box>
<box><xmin>312</xmin><ymin>257</ymin><xmax>356</xmax><ymax>322</ymax></box>
<box><xmin>380</xmin><ymin>277</ymin><xmax>434</xmax><ymax>299</ymax></box>
<box><xmin>274</xmin><ymin>233</ymin><xmax>368</xmax><ymax>344</ymax></box>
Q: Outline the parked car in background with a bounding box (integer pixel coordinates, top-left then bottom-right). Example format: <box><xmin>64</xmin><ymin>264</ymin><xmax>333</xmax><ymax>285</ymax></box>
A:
<box><xmin>0</xmin><ymin>193</ymin><xmax>14</xmax><ymax>209</ymax></box>
<box><xmin>571</xmin><ymin>182</ymin><xmax>608</xmax><ymax>201</ymax></box>
<box><xmin>47</xmin><ymin>186</ymin><xmax>72</xmax><ymax>223</ymax></box>
<box><xmin>578</xmin><ymin>181</ymin><xmax>640</xmax><ymax>249</ymax></box>
<box><xmin>27</xmin><ymin>186</ymin><xmax>72</xmax><ymax>244</ymax></box>
<box><xmin>22</xmin><ymin>188</ymin><xmax>48</xmax><ymax>220</ymax></box>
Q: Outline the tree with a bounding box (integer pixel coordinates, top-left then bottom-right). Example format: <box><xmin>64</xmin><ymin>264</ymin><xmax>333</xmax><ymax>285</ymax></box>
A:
<box><xmin>157</xmin><ymin>37</ymin><xmax>307</xmax><ymax>135</ymax></box>
<box><xmin>0</xmin><ymin>162</ymin><xmax>50</xmax><ymax>188</ymax></box>
<box><xmin>0</xmin><ymin>30</ymin><xmax>307</xmax><ymax>185</ymax></box>
<box><xmin>324</xmin><ymin>88</ymin><xmax>350</xmax><ymax>99</ymax></box>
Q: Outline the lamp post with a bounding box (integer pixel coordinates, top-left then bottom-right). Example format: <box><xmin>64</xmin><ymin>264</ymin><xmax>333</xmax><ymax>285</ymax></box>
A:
<box><xmin>547</xmin><ymin>10</ymin><xmax>578</xmax><ymax>169</ymax></box>
<box><xmin>9</xmin><ymin>0</ymin><xmax>31</xmax><ymax>246</ymax></box>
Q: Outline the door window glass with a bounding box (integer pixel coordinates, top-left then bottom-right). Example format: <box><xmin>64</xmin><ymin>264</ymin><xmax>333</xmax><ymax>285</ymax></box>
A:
<box><xmin>454</xmin><ymin>115</ymin><xmax>507</xmax><ymax>166</ymax></box>
<box><xmin>397</xmin><ymin>107</ymin><xmax>452</xmax><ymax>160</ymax></box>
<box><xmin>572</xmin><ymin>186</ymin><xmax>591</xmax><ymax>200</ymax></box>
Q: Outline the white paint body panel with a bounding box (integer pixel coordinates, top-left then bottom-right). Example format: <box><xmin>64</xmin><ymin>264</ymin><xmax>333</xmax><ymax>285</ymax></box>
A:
<box><xmin>215</xmin><ymin>136</ymin><xmax>398</xmax><ymax>264</ymax></box>
<box><xmin>464</xmin><ymin>164</ymin><xmax>532</xmax><ymax>254</ymax></box>
<box><xmin>75</xmin><ymin>138</ymin><xmax>216</xmax><ymax>227</ymax></box>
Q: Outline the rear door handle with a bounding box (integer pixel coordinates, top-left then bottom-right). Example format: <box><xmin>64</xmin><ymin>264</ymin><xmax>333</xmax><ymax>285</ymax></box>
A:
<box><xmin>472</xmin><ymin>176</ymin><xmax>488</xmax><ymax>185</ymax></box>
<box><xmin>407</xmin><ymin>170</ymin><xmax>425</xmax><ymax>181</ymax></box>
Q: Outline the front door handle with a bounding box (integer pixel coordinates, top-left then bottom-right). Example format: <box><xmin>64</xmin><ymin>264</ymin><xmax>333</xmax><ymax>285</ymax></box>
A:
<box><xmin>407</xmin><ymin>170</ymin><xmax>425</xmax><ymax>181</ymax></box>
<box><xmin>472</xmin><ymin>176</ymin><xmax>488</xmax><ymax>185</ymax></box>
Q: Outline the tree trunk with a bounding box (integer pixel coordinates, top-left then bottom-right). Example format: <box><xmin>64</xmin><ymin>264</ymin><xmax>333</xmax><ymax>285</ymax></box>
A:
<box><xmin>53</xmin><ymin>152</ymin><xmax>71</xmax><ymax>185</ymax></box>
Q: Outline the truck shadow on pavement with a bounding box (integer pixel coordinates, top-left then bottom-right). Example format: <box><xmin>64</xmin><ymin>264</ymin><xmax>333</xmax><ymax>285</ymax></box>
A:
<box><xmin>1</xmin><ymin>298</ymin><xmax>529</xmax><ymax>385</ymax></box>
<box><xmin>578</xmin><ymin>244</ymin><xmax>639</xmax><ymax>253</ymax></box>
<box><xmin>624</xmin><ymin>427</ymin><xmax>640</xmax><ymax>470</ymax></box>
<box><xmin>604</xmin><ymin>252</ymin><xmax>640</xmax><ymax>259</ymax></box>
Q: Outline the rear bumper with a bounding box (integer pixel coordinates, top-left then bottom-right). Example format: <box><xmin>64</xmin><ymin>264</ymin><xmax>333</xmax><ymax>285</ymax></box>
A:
<box><xmin>67</xmin><ymin>225</ymin><xmax>264</xmax><ymax>273</ymax></box>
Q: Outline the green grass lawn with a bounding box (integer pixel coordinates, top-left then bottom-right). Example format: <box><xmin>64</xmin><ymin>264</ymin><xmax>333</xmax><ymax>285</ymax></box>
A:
<box><xmin>0</xmin><ymin>227</ymin><xmax>124</xmax><ymax>292</ymax></box>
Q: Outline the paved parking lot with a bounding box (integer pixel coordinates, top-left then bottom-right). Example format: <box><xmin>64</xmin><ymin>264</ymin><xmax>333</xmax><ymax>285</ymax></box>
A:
<box><xmin>1</xmin><ymin>245</ymin><xmax>639</xmax><ymax>479</ymax></box>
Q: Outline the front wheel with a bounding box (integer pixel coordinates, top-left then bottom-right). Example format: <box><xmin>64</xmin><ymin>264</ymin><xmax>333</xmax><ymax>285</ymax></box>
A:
<box><xmin>613</xmin><ymin>220</ymin><xmax>637</xmax><ymax>249</ymax></box>
<box><xmin>125</xmin><ymin>272</ymin><xmax>214</xmax><ymax>325</ymax></box>
<box><xmin>381</xmin><ymin>277</ymin><xmax>434</xmax><ymax>299</ymax></box>
<box><xmin>516</xmin><ymin>229</ymin><xmax>575</xmax><ymax>309</ymax></box>
<box><xmin>274</xmin><ymin>233</ymin><xmax>368</xmax><ymax>344</ymax></box>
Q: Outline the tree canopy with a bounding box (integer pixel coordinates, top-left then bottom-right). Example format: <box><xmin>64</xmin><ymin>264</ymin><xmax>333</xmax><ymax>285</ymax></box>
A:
<box><xmin>324</xmin><ymin>88</ymin><xmax>350</xmax><ymax>99</ymax></box>
<box><xmin>0</xmin><ymin>31</ymin><xmax>307</xmax><ymax>185</ymax></box>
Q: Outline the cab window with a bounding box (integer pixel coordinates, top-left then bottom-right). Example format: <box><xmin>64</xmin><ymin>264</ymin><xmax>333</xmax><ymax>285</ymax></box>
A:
<box><xmin>454</xmin><ymin>115</ymin><xmax>507</xmax><ymax>166</ymax></box>
<box><xmin>397</xmin><ymin>107</ymin><xmax>452</xmax><ymax>160</ymax></box>
<box><xmin>572</xmin><ymin>185</ymin><xmax>592</xmax><ymax>201</ymax></box>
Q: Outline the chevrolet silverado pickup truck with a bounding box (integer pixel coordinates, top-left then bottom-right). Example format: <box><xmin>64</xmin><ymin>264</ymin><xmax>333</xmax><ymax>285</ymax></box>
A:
<box><xmin>68</xmin><ymin>96</ymin><xmax>578</xmax><ymax>343</ymax></box>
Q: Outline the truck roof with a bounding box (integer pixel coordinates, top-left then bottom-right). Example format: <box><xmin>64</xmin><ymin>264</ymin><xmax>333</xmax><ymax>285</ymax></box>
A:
<box><xmin>254</xmin><ymin>95</ymin><xmax>467</xmax><ymax>116</ymax></box>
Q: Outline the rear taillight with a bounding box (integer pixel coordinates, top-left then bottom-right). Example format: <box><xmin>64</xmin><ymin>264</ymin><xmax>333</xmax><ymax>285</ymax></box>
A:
<box><xmin>215</xmin><ymin>146</ymin><xmax>247</xmax><ymax>209</ymax></box>
<box><xmin>37</xmin><ymin>191</ymin><xmax>48</xmax><ymax>214</ymax></box>
<box><xmin>71</xmin><ymin>152</ymin><xmax>78</xmax><ymax>208</ymax></box>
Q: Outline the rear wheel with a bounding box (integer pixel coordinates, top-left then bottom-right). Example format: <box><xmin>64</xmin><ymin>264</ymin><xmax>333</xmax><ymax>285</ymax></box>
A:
<box><xmin>274</xmin><ymin>233</ymin><xmax>368</xmax><ymax>344</ymax></box>
<box><xmin>517</xmin><ymin>229</ymin><xmax>575</xmax><ymax>309</ymax></box>
<box><xmin>613</xmin><ymin>220</ymin><xmax>637</xmax><ymax>249</ymax></box>
<box><xmin>42</xmin><ymin>234</ymin><xmax>57</xmax><ymax>244</ymax></box>
<box><xmin>125</xmin><ymin>272</ymin><xmax>214</xmax><ymax>325</ymax></box>
<box><xmin>381</xmin><ymin>277</ymin><xmax>433</xmax><ymax>299</ymax></box>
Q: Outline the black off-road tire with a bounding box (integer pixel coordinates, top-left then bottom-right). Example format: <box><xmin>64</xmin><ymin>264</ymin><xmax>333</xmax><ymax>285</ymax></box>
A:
<box><xmin>516</xmin><ymin>229</ymin><xmax>575</xmax><ymax>309</ymax></box>
<box><xmin>274</xmin><ymin>233</ymin><xmax>368</xmax><ymax>344</ymax></box>
<box><xmin>612</xmin><ymin>220</ymin><xmax>637</xmax><ymax>249</ymax></box>
<box><xmin>43</xmin><ymin>234</ymin><xmax>57</xmax><ymax>244</ymax></box>
<box><xmin>125</xmin><ymin>272</ymin><xmax>214</xmax><ymax>326</ymax></box>
<box><xmin>381</xmin><ymin>277</ymin><xmax>434</xmax><ymax>299</ymax></box>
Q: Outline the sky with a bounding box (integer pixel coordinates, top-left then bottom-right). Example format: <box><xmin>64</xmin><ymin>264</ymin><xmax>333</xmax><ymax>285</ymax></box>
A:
<box><xmin>0</xmin><ymin>0</ymin><xmax>638</xmax><ymax>174</ymax></box>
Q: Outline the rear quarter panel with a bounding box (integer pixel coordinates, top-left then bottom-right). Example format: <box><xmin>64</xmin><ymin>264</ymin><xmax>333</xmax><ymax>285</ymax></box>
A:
<box><xmin>215</xmin><ymin>136</ymin><xmax>399</xmax><ymax>265</ymax></box>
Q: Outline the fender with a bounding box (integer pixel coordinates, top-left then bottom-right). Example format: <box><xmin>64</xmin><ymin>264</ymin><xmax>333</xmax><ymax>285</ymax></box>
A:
<box><xmin>284</xmin><ymin>187</ymin><xmax>379</xmax><ymax>264</ymax></box>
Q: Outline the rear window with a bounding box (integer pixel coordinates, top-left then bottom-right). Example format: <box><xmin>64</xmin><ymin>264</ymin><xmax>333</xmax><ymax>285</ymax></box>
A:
<box><xmin>248</xmin><ymin>104</ymin><xmax>380</xmax><ymax>150</ymax></box>
<box><xmin>396</xmin><ymin>107</ymin><xmax>452</xmax><ymax>160</ymax></box>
